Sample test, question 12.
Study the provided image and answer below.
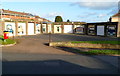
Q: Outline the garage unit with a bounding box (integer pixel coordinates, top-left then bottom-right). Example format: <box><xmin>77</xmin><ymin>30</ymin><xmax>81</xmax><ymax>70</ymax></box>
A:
<box><xmin>97</xmin><ymin>25</ymin><xmax>105</xmax><ymax>36</ymax></box>
<box><xmin>28</xmin><ymin>23</ymin><xmax>34</xmax><ymax>35</ymax></box>
<box><xmin>64</xmin><ymin>25</ymin><xmax>73</xmax><ymax>33</ymax></box>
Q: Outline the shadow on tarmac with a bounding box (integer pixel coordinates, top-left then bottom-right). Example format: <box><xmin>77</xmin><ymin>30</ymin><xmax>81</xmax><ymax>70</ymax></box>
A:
<box><xmin>2</xmin><ymin>60</ymin><xmax>118</xmax><ymax>74</ymax></box>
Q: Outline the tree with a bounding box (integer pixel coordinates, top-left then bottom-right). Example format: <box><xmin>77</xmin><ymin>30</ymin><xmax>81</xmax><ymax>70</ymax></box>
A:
<box><xmin>67</xmin><ymin>19</ymin><xmax>70</xmax><ymax>22</ymax></box>
<box><xmin>55</xmin><ymin>16</ymin><xmax>63</xmax><ymax>22</ymax></box>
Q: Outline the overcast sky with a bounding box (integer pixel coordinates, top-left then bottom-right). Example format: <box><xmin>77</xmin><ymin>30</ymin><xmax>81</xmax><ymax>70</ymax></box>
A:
<box><xmin>0</xmin><ymin>0</ymin><xmax>119</xmax><ymax>22</ymax></box>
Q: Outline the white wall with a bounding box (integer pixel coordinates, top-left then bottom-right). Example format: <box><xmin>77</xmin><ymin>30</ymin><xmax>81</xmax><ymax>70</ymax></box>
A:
<box><xmin>111</xmin><ymin>17</ymin><xmax>118</xmax><ymax>22</ymax></box>
<box><xmin>36</xmin><ymin>24</ymin><xmax>41</xmax><ymax>34</ymax></box>
<box><xmin>28</xmin><ymin>23</ymin><xmax>34</xmax><ymax>35</ymax></box>
<box><xmin>5</xmin><ymin>22</ymin><xmax>16</xmax><ymax>36</ymax></box>
<box><xmin>64</xmin><ymin>25</ymin><xmax>73</xmax><ymax>33</ymax></box>
<box><xmin>18</xmin><ymin>23</ymin><xmax>26</xmax><ymax>35</ymax></box>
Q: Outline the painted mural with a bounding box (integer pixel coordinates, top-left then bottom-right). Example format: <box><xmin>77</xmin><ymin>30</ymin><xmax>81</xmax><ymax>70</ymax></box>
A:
<box><xmin>107</xmin><ymin>26</ymin><xmax>116</xmax><ymax>36</ymax></box>
<box><xmin>88</xmin><ymin>25</ymin><xmax>95</xmax><ymax>35</ymax></box>
<box><xmin>6</xmin><ymin>24</ymin><xmax>14</xmax><ymax>34</ymax></box>
<box><xmin>18</xmin><ymin>25</ymin><xmax>24</xmax><ymax>34</ymax></box>
<box><xmin>54</xmin><ymin>25</ymin><xmax>62</xmax><ymax>33</ymax></box>
<box><xmin>18</xmin><ymin>23</ymin><xmax>26</xmax><ymax>35</ymax></box>
<box><xmin>36</xmin><ymin>24</ymin><xmax>40</xmax><ymax>34</ymax></box>
<box><xmin>75</xmin><ymin>25</ymin><xmax>84</xmax><ymax>34</ymax></box>
<box><xmin>5</xmin><ymin>22</ymin><xmax>16</xmax><ymax>36</ymax></box>
<box><xmin>42</xmin><ymin>24</ymin><xmax>46</xmax><ymax>33</ymax></box>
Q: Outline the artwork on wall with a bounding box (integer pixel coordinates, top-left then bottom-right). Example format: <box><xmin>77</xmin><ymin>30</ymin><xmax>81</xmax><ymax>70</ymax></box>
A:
<box><xmin>75</xmin><ymin>25</ymin><xmax>84</xmax><ymax>34</ymax></box>
<box><xmin>88</xmin><ymin>27</ymin><xmax>95</xmax><ymax>33</ymax></box>
<box><xmin>88</xmin><ymin>25</ymin><xmax>95</xmax><ymax>35</ymax></box>
<box><xmin>6</xmin><ymin>24</ymin><xmax>14</xmax><ymax>34</ymax></box>
<box><xmin>107</xmin><ymin>26</ymin><xmax>116</xmax><ymax>36</ymax></box>
<box><xmin>36</xmin><ymin>24</ymin><xmax>40</xmax><ymax>32</ymax></box>
<box><xmin>42</xmin><ymin>24</ymin><xmax>46</xmax><ymax>33</ymax></box>
<box><xmin>57</xmin><ymin>27</ymin><xmax>60</xmax><ymax>32</ymax></box>
<box><xmin>18</xmin><ymin>25</ymin><xmax>24</xmax><ymax>34</ymax></box>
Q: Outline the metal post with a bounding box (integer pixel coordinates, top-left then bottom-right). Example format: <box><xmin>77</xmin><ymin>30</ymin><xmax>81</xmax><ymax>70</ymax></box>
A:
<box><xmin>49</xmin><ymin>32</ymin><xmax>51</xmax><ymax>43</ymax></box>
<box><xmin>12</xmin><ymin>25</ymin><xmax>14</xmax><ymax>40</ymax></box>
<box><xmin>48</xmin><ymin>23</ymin><xmax>52</xmax><ymax>43</ymax></box>
<box><xmin>0</xmin><ymin>1</ymin><xmax>2</xmax><ymax>76</ymax></box>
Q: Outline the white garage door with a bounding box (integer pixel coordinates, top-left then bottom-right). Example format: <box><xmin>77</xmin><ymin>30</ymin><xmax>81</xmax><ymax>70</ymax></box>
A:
<box><xmin>64</xmin><ymin>25</ymin><xmax>73</xmax><ymax>33</ymax></box>
<box><xmin>28</xmin><ymin>23</ymin><xmax>34</xmax><ymax>35</ymax></box>
<box><xmin>97</xmin><ymin>26</ymin><xmax>104</xmax><ymax>36</ymax></box>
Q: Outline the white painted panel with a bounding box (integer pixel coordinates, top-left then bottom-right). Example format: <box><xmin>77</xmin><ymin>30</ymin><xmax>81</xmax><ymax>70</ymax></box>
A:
<box><xmin>5</xmin><ymin>22</ymin><xmax>16</xmax><ymax>36</ymax></box>
<box><xmin>18</xmin><ymin>23</ymin><xmax>26</xmax><ymax>35</ymax></box>
<box><xmin>97</xmin><ymin>26</ymin><xmax>104</xmax><ymax>36</ymax></box>
<box><xmin>36</xmin><ymin>24</ymin><xmax>41</xmax><ymax>34</ymax></box>
<box><xmin>28</xmin><ymin>23</ymin><xmax>34</xmax><ymax>35</ymax></box>
<box><xmin>64</xmin><ymin>25</ymin><xmax>73</xmax><ymax>33</ymax></box>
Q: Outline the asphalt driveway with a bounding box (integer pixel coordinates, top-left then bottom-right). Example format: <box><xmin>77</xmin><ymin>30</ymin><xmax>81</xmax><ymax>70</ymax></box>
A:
<box><xmin>17</xmin><ymin>34</ymin><xmax>120</xmax><ymax>42</ymax></box>
<box><xmin>2</xmin><ymin>34</ymin><xmax>120</xmax><ymax>74</ymax></box>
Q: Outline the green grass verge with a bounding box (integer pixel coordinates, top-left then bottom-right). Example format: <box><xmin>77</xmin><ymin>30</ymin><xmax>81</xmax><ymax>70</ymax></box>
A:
<box><xmin>88</xmin><ymin>50</ymin><xmax>120</xmax><ymax>55</ymax></box>
<box><xmin>74</xmin><ymin>49</ymin><xmax>120</xmax><ymax>55</ymax></box>
<box><xmin>0</xmin><ymin>36</ymin><xmax>16</xmax><ymax>45</ymax></box>
<box><xmin>71</xmin><ymin>41</ymin><xmax>120</xmax><ymax>45</ymax></box>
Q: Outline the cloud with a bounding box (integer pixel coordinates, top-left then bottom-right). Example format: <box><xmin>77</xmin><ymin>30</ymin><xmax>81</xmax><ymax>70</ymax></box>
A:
<box><xmin>97</xmin><ymin>14</ymin><xmax>108</xmax><ymax>18</ymax></box>
<box><xmin>77</xmin><ymin>12</ymin><xmax>97</xmax><ymax>18</ymax></box>
<box><xmin>71</xmin><ymin>1</ymin><xmax>118</xmax><ymax>10</ymax></box>
<box><xmin>43</xmin><ymin>12</ymin><xmax>63</xmax><ymax>18</ymax></box>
